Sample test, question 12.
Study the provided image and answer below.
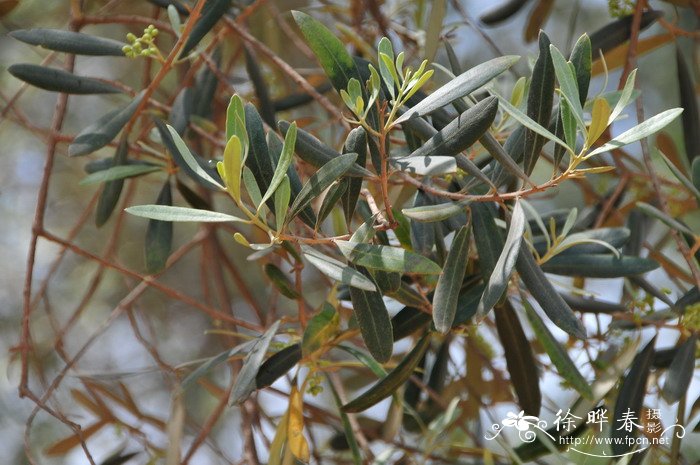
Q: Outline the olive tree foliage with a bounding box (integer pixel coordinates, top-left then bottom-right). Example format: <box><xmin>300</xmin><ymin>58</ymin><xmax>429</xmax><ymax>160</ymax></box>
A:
<box><xmin>4</xmin><ymin>0</ymin><xmax>700</xmax><ymax>464</ymax></box>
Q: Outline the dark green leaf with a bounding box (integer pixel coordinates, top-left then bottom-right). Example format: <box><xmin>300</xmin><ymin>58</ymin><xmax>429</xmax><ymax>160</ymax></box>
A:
<box><xmin>569</xmin><ymin>33</ymin><xmax>592</xmax><ymax>105</ymax></box>
<box><xmin>342</xmin><ymin>334</ymin><xmax>430</xmax><ymax>412</ymax></box>
<box><xmin>145</xmin><ymin>180</ymin><xmax>173</xmax><ymax>274</ymax></box>
<box><xmin>496</xmin><ymin>301</ymin><xmax>541</xmax><ymax>416</ymax></box>
<box><xmin>336</xmin><ymin>241</ymin><xmax>442</xmax><ymax>275</ymax></box>
<box><xmin>255</xmin><ymin>344</ymin><xmax>301</xmax><ymax>389</ymax></box>
<box><xmin>541</xmin><ymin>254</ymin><xmax>658</xmax><ymax>278</ymax></box>
<box><xmin>677</xmin><ymin>49</ymin><xmax>699</xmax><ymax>163</ymax></box>
<box><xmin>391</xmin><ymin>307</ymin><xmax>431</xmax><ymax>341</ymax></box>
<box><xmin>326</xmin><ymin>376</ymin><xmax>363</xmax><ymax>465</ymax></box>
<box><xmin>471</xmin><ymin>203</ymin><xmax>503</xmax><ymax>281</ymax></box>
<box><xmin>291</xmin><ymin>11</ymin><xmax>363</xmax><ymax>95</ymax></box>
<box><xmin>661</xmin><ymin>334</ymin><xmax>697</xmax><ymax>403</ymax></box>
<box><xmin>317</xmin><ymin>181</ymin><xmax>347</xmax><ymax>228</ymax></box>
<box><xmin>561</xmin><ymin>294</ymin><xmax>626</xmax><ymax>314</ymax></box>
<box><xmin>9</xmin><ymin>63</ymin><xmax>122</xmax><ymax>94</ymax></box>
<box><xmin>433</xmin><ymin>226</ymin><xmax>470</xmax><ymax>333</ymax></box>
<box><xmin>264</xmin><ymin>264</ymin><xmax>299</xmax><ymax>299</ymax></box>
<box><xmin>523</xmin><ymin>32</ymin><xmax>555</xmax><ymax>176</ymax></box>
<box><xmin>279</xmin><ymin>121</ymin><xmax>371</xmax><ymax>178</ymax></box>
<box><xmin>611</xmin><ymin>337</ymin><xmax>656</xmax><ymax>456</ymax></box>
<box><xmin>179</xmin><ymin>0</ymin><xmax>232</xmax><ymax>57</ymax></box>
<box><xmin>69</xmin><ymin>93</ymin><xmax>143</xmax><ymax>157</ymax></box>
<box><xmin>453</xmin><ymin>282</ymin><xmax>487</xmax><ymax>327</ymax></box>
<box><xmin>409</xmin><ymin>96</ymin><xmax>498</xmax><ymax>159</ymax></box>
<box><xmin>286</xmin><ymin>153</ymin><xmax>359</xmax><ymax>223</ymax></box>
<box><xmin>340</xmin><ymin>127</ymin><xmax>368</xmax><ymax>223</ymax></box>
<box><xmin>371</xmin><ymin>270</ymin><xmax>402</xmax><ymax>293</ymax></box>
<box><xmin>230</xmin><ymin>320</ymin><xmax>280</xmax><ymax>404</ymax></box>
<box><xmin>479</xmin><ymin>0</ymin><xmax>528</xmax><ymax>24</ymax></box>
<box><xmin>168</xmin><ymin>87</ymin><xmax>194</xmax><ymax>135</ymax></box>
<box><xmin>348</xmin><ymin>265</ymin><xmax>394</xmax><ymax>363</ymax></box>
<box><xmin>244</xmin><ymin>46</ymin><xmax>276</xmax><ymax>127</ymax></box>
<box><xmin>176</xmin><ymin>178</ymin><xmax>211</xmax><ymax>210</ymax></box>
<box><xmin>191</xmin><ymin>50</ymin><xmax>220</xmax><ymax>119</ymax></box>
<box><xmin>589</xmin><ymin>11</ymin><xmax>663</xmax><ymax>55</ymax></box>
<box><xmin>410</xmin><ymin>191</ymin><xmax>436</xmax><ymax>256</ymax></box>
<box><xmin>532</xmin><ymin>227</ymin><xmax>630</xmax><ymax>256</ymax></box>
<box><xmin>477</xmin><ymin>201</ymin><xmax>525</xmax><ymax>317</ymax></box>
<box><xmin>80</xmin><ymin>164</ymin><xmax>161</xmax><ymax>185</ymax></box>
<box><xmin>259</xmin><ymin>122</ymin><xmax>296</xmax><ymax>209</ymax></box>
<box><xmin>516</xmin><ymin>245</ymin><xmax>586</xmax><ymax>339</ymax></box>
<box><xmin>301</xmin><ymin>245</ymin><xmax>376</xmax><ymax>291</ymax></box>
<box><xmin>95</xmin><ymin>135</ymin><xmax>128</xmax><ymax>227</ymax></box>
<box><xmin>523</xmin><ymin>300</ymin><xmax>592</xmax><ymax>398</ymax></box>
<box><xmin>395</xmin><ymin>55</ymin><xmax>520</xmax><ymax>124</ymax></box>
<box><xmin>10</xmin><ymin>28</ymin><xmax>126</xmax><ymax>56</ymax></box>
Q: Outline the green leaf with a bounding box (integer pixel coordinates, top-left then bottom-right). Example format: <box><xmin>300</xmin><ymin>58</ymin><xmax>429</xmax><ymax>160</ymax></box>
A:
<box><xmin>586</xmin><ymin>97</ymin><xmax>611</xmax><ymax>147</ymax></box>
<box><xmin>342</xmin><ymin>334</ymin><xmax>430</xmax><ymax>412</ymax></box>
<box><xmin>433</xmin><ymin>226</ymin><xmax>470</xmax><ymax>333</ymax></box>
<box><xmin>661</xmin><ymin>334</ymin><xmax>697</xmax><ymax>403</ymax></box>
<box><xmin>165</xmin><ymin>124</ymin><xmax>224</xmax><ymax>189</ymax></box>
<box><xmin>402</xmin><ymin>199</ymin><xmax>471</xmax><ymax>223</ymax></box>
<box><xmin>264</xmin><ymin>264</ymin><xmax>299</xmax><ymax>299</ymax></box>
<box><xmin>569</xmin><ymin>33</ymin><xmax>592</xmax><ymax>105</ymax></box>
<box><xmin>94</xmin><ymin>136</ymin><xmax>129</xmax><ymax>227</ymax></box>
<box><xmin>274</xmin><ymin>176</ymin><xmax>290</xmax><ymax>233</ymax></box>
<box><xmin>125</xmin><ymin>205</ymin><xmax>246</xmax><ymax>223</ymax></box>
<box><xmin>408</xmin><ymin>96</ymin><xmax>499</xmax><ymax>158</ymax></box>
<box><xmin>340</xmin><ymin>127</ymin><xmax>368</xmax><ymax>223</ymax></box>
<box><xmin>479</xmin><ymin>0</ymin><xmax>528</xmax><ymax>24</ymax></box>
<box><xmin>347</xmin><ymin>265</ymin><xmax>394</xmax><ymax>363</ymax></box>
<box><xmin>69</xmin><ymin>93</ymin><xmax>143</xmax><ymax>157</ymax></box>
<box><xmin>230</xmin><ymin>320</ymin><xmax>281</xmax><ymax>404</ymax></box>
<box><xmin>317</xmin><ymin>181</ymin><xmax>347</xmax><ymax>228</ymax></box>
<box><xmin>241</xmin><ymin>166</ymin><xmax>263</xmax><ymax>210</ymax></box>
<box><xmin>181</xmin><ymin>339</ymin><xmax>258</xmax><ymax>391</ymax></box>
<box><xmin>607</xmin><ymin>69</ymin><xmax>637</xmax><ymax>125</ymax></box>
<box><xmin>225</xmin><ymin>94</ymin><xmax>247</xmax><ymax>148</ymax></box>
<box><xmin>549</xmin><ymin>44</ymin><xmax>585</xmax><ymax>131</ymax></box>
<box><xmin>255</xmin><ymin>344</ymin><xmax>301</xmax><ymax>389</ymax></box>
<box><xmin>8</xmin><ymin>63</ymin><xmax>122</xmax><ymax>94</ymax></box>
<box><xmin>497</xmin><ymin>96</ymin><xmax>570</xmax><ymax>154</ymax></box>
<box><xmin>179</xmin><ymin>0</ymin><xmax>232</xmax><ymax>57</ymax></box>
<box><xmin>81</xmin><ymin>164</ymin><xmax>161</xmax><ymax>185</ymax></box>
<box><xmin>145</xmin><ymin>180</ymin><xmax>173</xmax><ymax>274</ymax></box>
<box><xmin>589</xmin><ymin>11</ymin><xmax>662</xmax><ymax>55</ymax></box>
<box><xmin>693</xmin><ymin>158</ymin><xmax>700</xmax><ymax>192</ymax></box>
<box><xmin>587</xmin><ymin>108</ymin><xmax>684</xmax><ymax>158</ymax></box>
<box><xmin>259</xmin><ymin>122</ymin><xmax>296</xmax><ymax>211</ymax></box>
<box><xmin>219</xmin><ymin>135</ymin><xmax>243</xmax><ymax>201</ymax></box>
<box><xmin>286</xmin><ymin>153</ymin><xmax>359</xmax><ymax>223</ymax></box>
<box><xmin>395</xmin><ymin>55</ymin><xmax>520</xmax><ymax>124</ymax></box>
<box><xmin>336</xmin><ymin>241</ymin><xmax>442</xmax><ymax>275</ymax></box>
<box><xmin>10</xmin><ymin>28</ymin><xmax>126</xmax><ymax>56</ymax></box>
<box><xmin>292</xmin><ymin>11</ymin><xmax>363</xmax><ymax>95</ymax></box>
<box><xmin>301</xmin><ymin>245</ymin><xmax>376</xmax><ymax>291</ymax></box>
<box><xmin>636</xmin><ymin>201</ymin><xmax>694</xmax><ymax>235</ymax></box>
<box><xmin>495</xmin><ymin>301</ymin><xmax>541</xmax><ymax>416</ymax></box>
<box><xmin>523</xmin><ymin>32</ymin><xmax>555</xmax><ymax>176</ymax></box>
<box><xmin>516</xmin><ymin>245</ymin><xmax>586</xmax><ymax>339</ymax></box>
<box><xmin>523</xmin><ymin>300</ymin><xmax>592</xmax><ymax>399</ymax></box>
<box><xmin>471</xmin><ymin>203</ymin><xmax>503</xmax><ymax>281</ymax></box>
<box><xmin>658</xmin><ymin>148</ymin><xmax>700</xmax><ymax>202</ymax></box>
<box><xmin>611</xmin><ymin>337</ymin><xmax>656</xmax><ymax>456</ymax></box>
<box><xmin>327</xmin><ymin>376</ymin><xmax>363</xmax><ymax>465</ymax></box>
<box><xmin>424</xmin><ymin>0</ymin><xmax>446</xmax><ymax>63</ymax></box>
<box><xmin>243</xmin><ymin>46</ymin><xmax>276</xmax><ymax>127</ymax></box>
<box><xmin>677</xmin><ymin>49</ymin><xmax>700</xmax><ymax>163</ymax></box>
<box><xmin>302</xmin><ymin>303</ymin><xmax>339</xmax><ymax>356</ymax></box>
<box><xmin>476</xmin><ymin>200</ymin><xmax>525</xmax><ymax>317</ymax></box>
<box><xmin>541</xmin><ymin>254</ymin><xmax>659</xmax><ymax>278</ymax></box>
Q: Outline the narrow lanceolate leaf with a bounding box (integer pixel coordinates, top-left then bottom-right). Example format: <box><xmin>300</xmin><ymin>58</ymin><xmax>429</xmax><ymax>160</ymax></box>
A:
<box><xmin>302</xmin><ymin>303</ymin><xmax>339</xmax><ymax>356</ymax></box>
<box><xmin>95</xmin><ymin>135</ymin><xmax>128</xmax><ymax>227</ymax></box>
<box><xmin>677</xmin><ymin>49</ymin><xmax>699</xmax><ymax>162</ymax></box>
<box><xmin>395</xmin><ymin>55</ymin><xmax>520</xmax><ymax>124</ymax></box>
<box><xmin>230</xmin><ymin>320</ymin><xmax>280</xmax><ymax>404</ymax></box>
<box><xmin>497</xmin><ymin>96</ymin><xmax>569</xmax><ymax>153</ymax></box>
<box><xmin>340</xmin><ymin>127</ymin><xmax>368</xmax><ymax>223</ymax></box>
<box><xmin>342</xmin><ymin>334</ymin><xmax>430</xmax><ymax>412</ymax></box>
<box><xmin>317</xmin><ymin>181</ymin><xmax>346</xmax><ymax>227</ymax></box>
<box><xmin>476</xmin><ymin>201</ymin><xmax>525</xmax><ymax>317</ymax></box>
<box><xmin>244</xmin><ymin>46</ymin><xmax>276</xmax><ymax>127</ymax></box>
<box><xmin>259</xmin><ymin>122</ymin><xmax>296</xmax><ymax>210</ymax></box>
<box><xmin>291</xmin><ymin>10</ymin><xmax>363</xmax><ymax>94</ymax></box>
<box><xmin>495</xmin><ymin>302</ymin><xmax>541</xmax><ymax>416</ymax></box>
<box><xmin>279</xmin><ymin>121</ymin><xmax>371</xmax><ymax>178</ymax></box>
<box><xmin>587</xmin><ymin>108</ymin><xmax>684</xmax><ymax>157</ymax></box>
<box><xmin>480</xmin><ymin>0</ymin><xmax>528</xmax><ymax>24</ymax></box>
<box><xmin>693</xmin><ymin>158</ymin><xmax>700</xmax><ymax>192</ymax></box>
<box><xmin>471</xmin><ymin>203</ymin><xmax>504</xmax><ymax>282</ymax></box>
<box><xmin>81</xmin><ymin>164</ymin><xmax>161</xmax><ymax>185</ymax></box>
<box><xmin>255</xmin><ymin>344</ymin><xmax>302</xmax><ymax>389</ymax></box>
<box><xmin>348</xmin><ymin>265</ymin><xmax>394</xmax><ymax>363</ymax></box>
<box><xmin>326</xmin><ymin>377</ymin><xmax>363</xmax><ymax>465</ymax></box>
<box><xmin>274</xmin><ymin>176</ymin><xmax>290</xmax><ymax>232</ymax></box>
<box><xmin>549</xmin><ymin>44</ymin><xmax>584</xmax><ymax>130</ymax></box>
<box><xmin>433</xmin><ymin>226</ymin><xmax>470</xmax><ymax>333</ymax></box>
<box><xmin>523</xmin><ymin>300</ymin><xmax>592</xmax><ymax>399</ymax></box>
<box><xmin>541</xmin><ymin>254</ymin><xmax>659</xmax><ymax>278</ymax></box>
<box><xmin>408</xmin><ymin>96</ymin><xmax>499</xmax><ymax>158</ymax></box>
<box><xmin>225</xmin><ymin>95</ymin><xmax>246</xmax><ymax>150</ymax></box>
<box><xmin>612</xmin><ymin>337</ymin><xmax>656</xmax><ymax>456</ymax></box>
<box><xmin>179</xmin><ymin>0</ymin><xmax>232</xmax><ymax>57</ymax></box>
<box><xmin>69</xmin><ymin>93</ymin><xmax>143</xmax><ymax>157</ymax></box>
<box><xmin>301</xmin><ymin>245</ymin><xmax>376</xmax><ymax>291</ymax></box>
<box><xmin>8</xmin><ymin>64</ymin><xmax>122</xmax><ymax>94</ymax></box>
<box><xmin>336</xmin><ymin>241</ymin><xmax>442</xmax><ymax>275</ymax></box>
<box><xmin>264</xmin><ymin>264</ymin><xmax>300</xmax><ymax>299</ymax></box>
<box><xmin>586</xmin><ymin>97</ymin><xmax>611</xmax><ymax>147</ymax></box>
<box><xmin>10</xmin><ymin>29</ymin><xmax>126</xmax><ymax>56</ymax></box>
<box><xmin>589</xmin><ymin>10</ymin><xmax>663</xmax><ymax>55</ymax></box>
<box><xmin>125</xmin><ymin>205</ymin><xmax>246</xmax><ymax>223</ymax></box>
<box><xmin>636</xmin><ymin>201</ymin><xmax>694</xmax><ymax>236</ymax></box>
<box><xmin>220</xmin><ymin>135</ymin><xmax>243</xmax><ymax>201</ymax></box>
<box><xmin>523</xmin><ymin>32</ymin><xmax>555</xmax><ymax>176</ymax></box>
<box><xmin>181</xmin><ymin>339</ymin><xmax>258</xmax><ymax>391</ymax></box>
<box><xmin>569</xmin><ymin>33</ymin><xmax>592</xmax><ymax>105</ymax></box>
<box><xmin>145</xmin><ymin>180</ymin><xmax>173</xmax><ymax>274</ymax></box>
<box><xmin>165</xmin><ymin>124</ymin><xmax>224</xmax><ymax>189</ymax></box>
<box><xmin>662</xmin><ymin>334</ymin><xmax>697</xmax><ymax>403</ymax></box>
<box><xmin>516</xmin><ymin>245</ymin><xmax>587</xmax><ymax>339</ymax></box>
<box><xmin>402</xmin><ymin>199</ymin><xmax>471</xmax><ymax>223</ymax></box>
<box><xmin>286</xmin><ymin>153</ymin><xmax>358</xmax><ymax>223</ymax></box>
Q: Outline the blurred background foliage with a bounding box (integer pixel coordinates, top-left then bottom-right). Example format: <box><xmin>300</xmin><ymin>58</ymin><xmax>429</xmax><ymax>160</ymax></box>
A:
<box><xmin>0</xmin><ymin>0</ymin><xmax>699</xmax><ymax>464</ymax></box>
